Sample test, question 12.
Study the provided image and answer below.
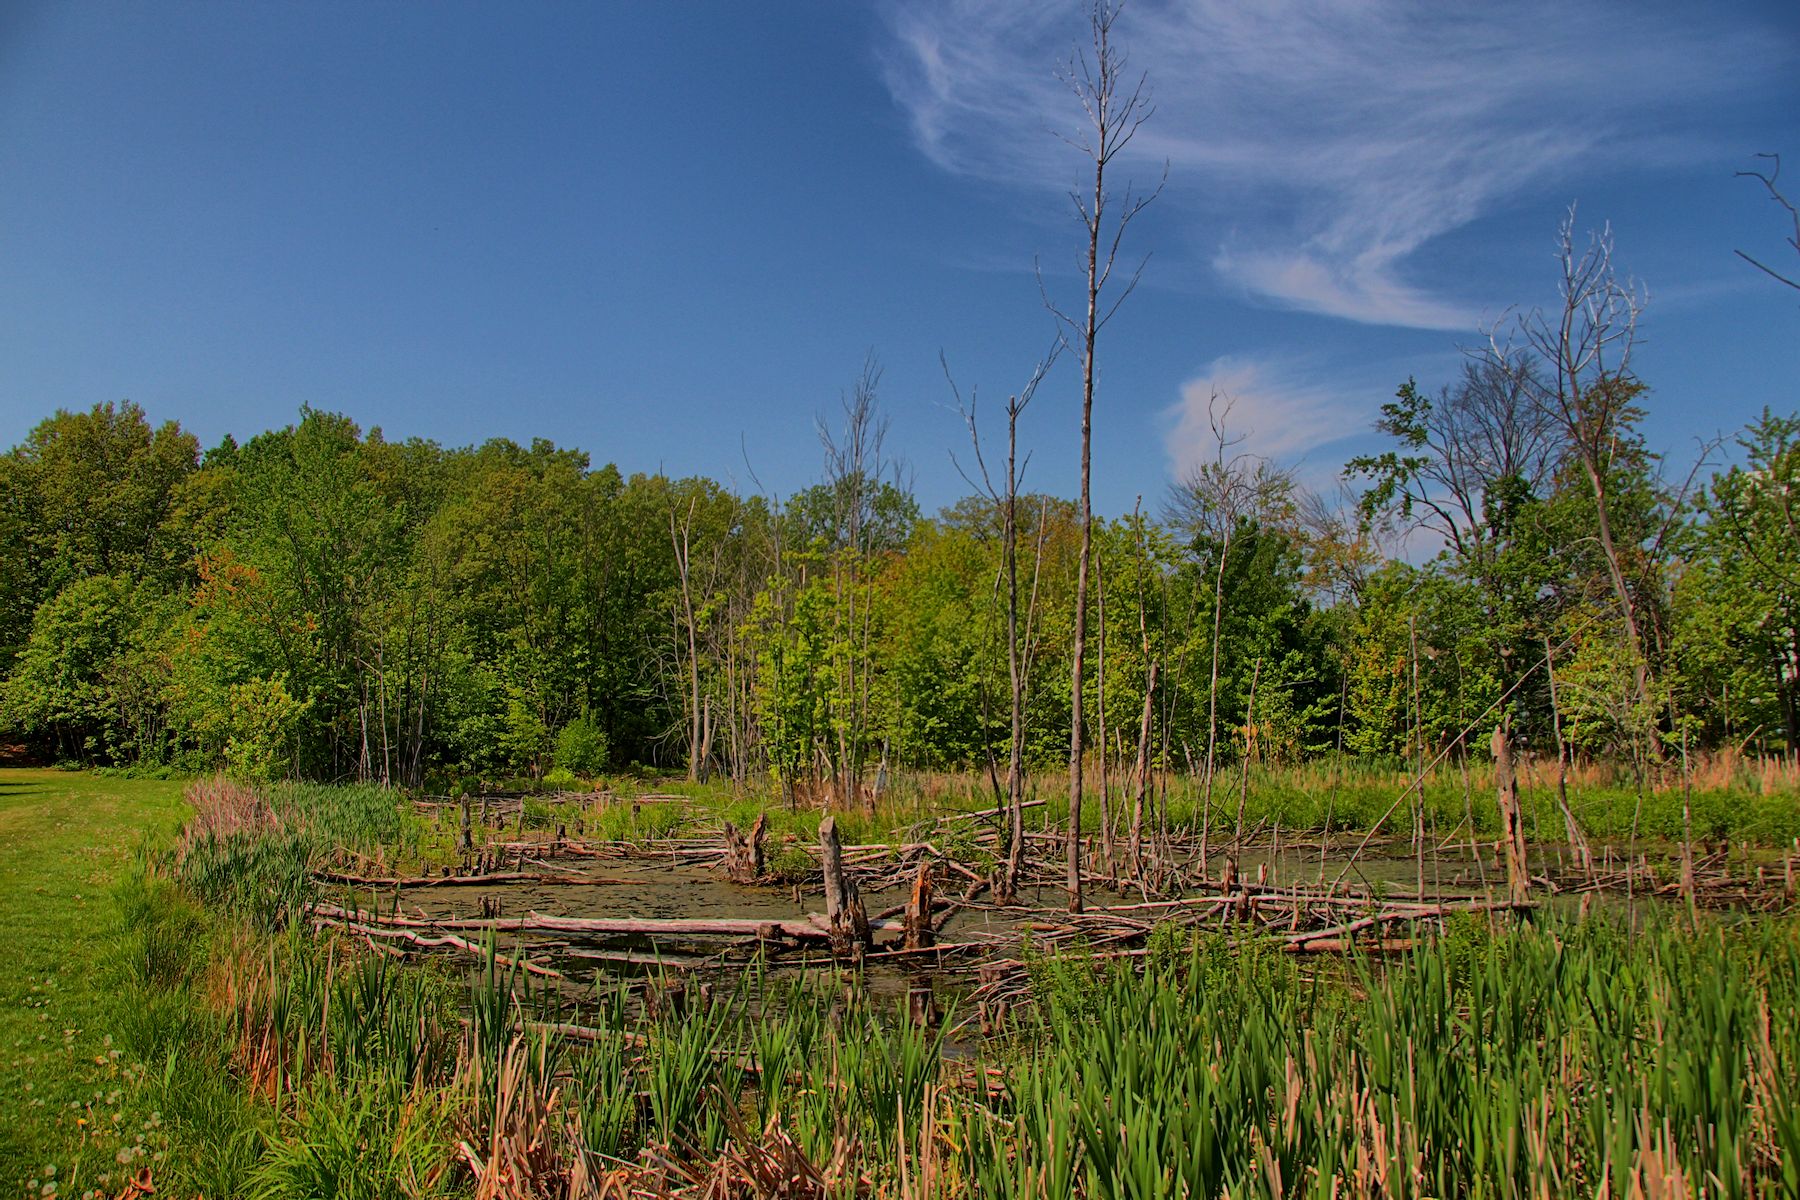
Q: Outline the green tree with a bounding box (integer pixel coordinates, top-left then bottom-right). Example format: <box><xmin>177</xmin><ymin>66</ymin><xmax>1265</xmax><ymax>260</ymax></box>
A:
<box><xmin>1679</xmin><ymin>409</ymin><xmax>1800</xmax><ymax>750</ymax></box>
<box><xmin>0</xmin><ymin>574</ymin><xmax>174</xmax><ymax>762</ymax></box>
<box><xmin>0</xmin><ymin>402</ymin><xmax>198</xmax><ymax>673</ymax></box>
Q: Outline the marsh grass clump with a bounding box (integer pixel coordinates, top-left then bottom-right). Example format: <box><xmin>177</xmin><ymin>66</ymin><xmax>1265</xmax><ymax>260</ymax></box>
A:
<box><xmin>585</xmin><ymin>797</ymin><xmax>690</xmax><ymax>842</ymax></box>
<box><xmin>166</xmin><ymin>777</ymin><xmax>437</xmax><ymax>928</ymax></box>
<box><xmin>763</xmin><ymin>840</ymin><xmax>816</xmax><ymax>884</ymax></box>
<box><xmin>249</xmin><ymin>1075</ymin><xmax>462</xmax><ymax>1200</ymax></box>
<box><xmin>973</xmin><ymin>914</ymin><xmax>1800</xmax><ymax>1199</ymax></box>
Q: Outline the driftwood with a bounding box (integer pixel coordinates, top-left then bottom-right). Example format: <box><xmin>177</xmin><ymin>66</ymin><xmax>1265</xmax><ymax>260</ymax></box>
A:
<box><xmin>940</xmin><ymin>799</ymin><xmax>1047</xmax><ymax>824</ymax></box>
<box><xmin>310</xmin><ymin>901</ymin><xmax>902</xmax><ymax>946</ymax></box>
<box><xmin>313</xmin><ymin>869</ymin><xmax>635</xmax><ymax>888</ymax></box>
<box><xmin>318</xmin><ymin>915</ymin><xmax>565</xmax><ymax>978</ymax></box>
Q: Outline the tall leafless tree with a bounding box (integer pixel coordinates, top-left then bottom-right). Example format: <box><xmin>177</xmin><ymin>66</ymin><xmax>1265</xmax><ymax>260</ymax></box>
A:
<box><xmin>1347</xmin><ymin>355</ymin><xmax>1560</xmax><ymax>575</ymax></box>
<box><xmin>1491</xmin><ymin>212</ymin><xmax>1656</xmax><ymax>719</ymax></box>
<box><xmin>818</xmin><ymin>353</ymin><xmax>896</xmax><ymax>814</ymax></box>
<box><xmin>950</xmin><ymin>347</ymin><xmax>1058</xmax><ymax>901</ymax></box>
<box><xmin>1043</xmin><ymin>0</ymin><xmax>1161</xmax><ymax>913</ymax></box>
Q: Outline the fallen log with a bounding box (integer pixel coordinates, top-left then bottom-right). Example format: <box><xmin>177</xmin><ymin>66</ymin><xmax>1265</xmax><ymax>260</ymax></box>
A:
<box><xmin>316</xmin><ymin>916</ymin><xmax>565</xmax><ymax>978</ymax></box>
<box><xmin>940</xmin><ymin>799</ymin><xmax>1047</xmax><ymax>824</ymax></box>
<box><xmin>560</xmin><ymin>947</ymin><xmax>715</xmax><ymax>970</ymax></box>
<box><xmin>312</xmin><ymin>869</ymin><xmax>637</xmax><ymax>888</ymax></box>
<box><xmin>310</xmin><ymin>901</ymin><xmax>902</xmax><ymax>944</ymax></box>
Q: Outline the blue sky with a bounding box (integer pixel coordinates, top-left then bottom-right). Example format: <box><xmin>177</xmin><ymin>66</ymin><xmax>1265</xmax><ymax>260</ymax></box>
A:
<box><xmin>1</xmin><ymin>1</ymin><xmax>1795</xmax><ymax>518</ymax></box>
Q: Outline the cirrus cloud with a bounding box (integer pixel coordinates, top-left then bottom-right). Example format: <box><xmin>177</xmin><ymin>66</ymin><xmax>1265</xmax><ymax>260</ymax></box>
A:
<box><xmin>1162</xmin><ymin>356</ymin><xmax>1363</xmax><ymax>487</ymax></box>
<box><xmin>879</xmin><ymin>0</ymin><xmax>1792</xmax><ymax>331</ymax></box>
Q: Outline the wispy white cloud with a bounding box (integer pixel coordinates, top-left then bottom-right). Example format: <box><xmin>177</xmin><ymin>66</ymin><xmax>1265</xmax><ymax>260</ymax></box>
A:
<box><xmin>1162</xmin><ymin>356</ymin><xmax>1362</xmax><ymax>486</ymax></box>
<box><xmin>879</xmin><ymin>0</ymin><xmax>1789</xmax><ymax>330</ymax></box>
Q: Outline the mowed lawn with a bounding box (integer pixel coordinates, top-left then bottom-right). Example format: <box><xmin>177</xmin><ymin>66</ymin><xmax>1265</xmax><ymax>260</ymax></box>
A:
<box><xmin>0</xmin><ymin>769</ymin><xmax>188</xmax><ymax>1196</ymax></box>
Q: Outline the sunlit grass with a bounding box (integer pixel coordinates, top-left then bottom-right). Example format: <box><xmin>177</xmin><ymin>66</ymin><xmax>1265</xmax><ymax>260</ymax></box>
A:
<box><xmin>0</xmin><ymin>769</ymin><xmax>188</xmax><ymax>1196</ymax></box>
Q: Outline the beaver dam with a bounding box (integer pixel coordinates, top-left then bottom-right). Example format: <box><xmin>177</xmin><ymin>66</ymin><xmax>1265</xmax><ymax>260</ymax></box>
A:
<box><xmin>307</xmin><ymin>782</ymin><xmax>1795</xmax><ymax>1000</ymax></box>
<box><xmin>152</xmin><ymin>773</ymin><xmax>1800</xmax><ymax>1198</ymax></box>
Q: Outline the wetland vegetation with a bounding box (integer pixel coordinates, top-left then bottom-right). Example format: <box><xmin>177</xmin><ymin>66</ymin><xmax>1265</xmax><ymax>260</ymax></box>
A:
<box><xmin>5</xmin><ymin>765</ymin><xmax>1798</xmax><ymax>1198</ymax></box>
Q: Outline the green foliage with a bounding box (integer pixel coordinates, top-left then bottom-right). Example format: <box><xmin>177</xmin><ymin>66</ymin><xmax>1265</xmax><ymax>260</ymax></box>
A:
<box><xmin>1679</xmin><ymin>408</ymin><xmax>1800</xmax><ymax>753</ymax></box>
<box><xmin>498</xmin><ymin>687</ymin><xmax>551</xmax><ymax>777</ymax></box>
<box><xmin>0</xmin><ymin>401</ymin><xmax>198</xmax><ymax>677</ymax></box>
<box><xmin>0</xmin><ymin>390</ymin><xmax>1793</xmax><ymax>786</ymax></box>
<box><xmin>0</xmin><ymin>574</ymin><xmax>177</xmax><ymax>763</ymax></box>
<box><xmin>553</xmin><ymin>713</ymin><xmax>609</xmax><ymax>776</ymax></box>
<box><xmin>249</xmin><ymin>1077</ymin><xmax>460</xmax><ymax>1200</ymax></box>
<box><xmin>224</xmin><ymin>676</ymin><xmax>309</xmax><ymax>781</ymax></box>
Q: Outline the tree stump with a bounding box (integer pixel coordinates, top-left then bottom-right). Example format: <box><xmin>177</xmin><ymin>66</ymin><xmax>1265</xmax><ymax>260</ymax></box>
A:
<box><xmin>722</xmin><ymin>812</ymin><xmax>767</xmax><ymax>884</ymax></box>
<box><xmin>903</xmin><ymin>861</ymin><xmax>935</xmax><ymax>951</ymax></box>
<box><xmin>908</xmin><ymin>983</ymin><xmax>937</xmax><ymax>1028</ymax></box>
<box><xmin>819</xmin><ymin>816</ymin><xmax>871</xmax><ymax>955</ymax></box>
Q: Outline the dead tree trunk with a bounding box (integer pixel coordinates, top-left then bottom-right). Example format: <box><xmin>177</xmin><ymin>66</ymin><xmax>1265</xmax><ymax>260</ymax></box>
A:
<box><xmin>819</xmin><ymin>816</ymin><xmax>870</xmax><ymax>954</ymax></box>
<box><xmin>1491</xmin><ymin>718</ymin><xmax>1529</xmax><ymax>904</ymax></box>
<box><xmin>1544</xmin><ymin>634</ymin><xmax>1593</xmax><ymax>875</ymax></box>
<box><xmin>1129</xmin><ymin>661</ymin><xmax>1157</xmax><ymax>879</ymax></box>
<box><xmin>903</xmin><ymin>861</ymin><xmax>935</xmax><ymax>951</ymax></box>
<box><xmin>1051</xmin><ymin>1</ymin><xmax>1160</xmax><ymax>916</ymax></box>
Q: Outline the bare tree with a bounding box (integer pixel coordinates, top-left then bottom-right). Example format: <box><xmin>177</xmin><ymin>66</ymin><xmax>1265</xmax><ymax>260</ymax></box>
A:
<box><xmin>1347</xmin><ymin>355</ymin><xmax>1560</xmax><ymax>574</ymax></box>
<box><xmin>669</xmin><ymin>483</ymin><xmax>743</xmax><ymax>783</ymax></box>
<box><xmin>1492</xmin><ymin>211</ymin><xmax>1657</xmax><ymax>719</ymax></box>
<box><xmin>1042</xmin><ymin>0</ymin><xmax>1162</xmax><ymax>913</ymax></box>
<box><xmin>1166</xmin><ymin>394</ymin><xmax>1292</xmax><ymax>874</ymax></box>
<box><xmin>949</xmin><ymin>346</ymin><xmax>1059</xmax><ymax>902</ymax></box>
<box><xmin>1293</xmin><ymin>483</ymin><xmax>1387</xmax><ymax>607</ymax></box>
<box><xmin>817</xmin><ymin>353</ymin><xmax>905</xmax><ymax>813</ymax></box>
<box><xmin>1736</xmin><ymin>153</ymin><xmax>1800</xmax><ymax>292</ymax></box>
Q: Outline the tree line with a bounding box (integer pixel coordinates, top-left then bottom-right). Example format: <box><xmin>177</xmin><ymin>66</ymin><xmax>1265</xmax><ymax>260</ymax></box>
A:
<box><xmin>0</xmin><ymin>333</ymin><xmax>1793</xmax><ymax>791</ymax></box>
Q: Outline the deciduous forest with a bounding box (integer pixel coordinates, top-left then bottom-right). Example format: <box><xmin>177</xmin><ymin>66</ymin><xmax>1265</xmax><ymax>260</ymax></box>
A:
<box><xmin>2</xmin><ymin>339</ymin><xmax>1794</xmax><ymax>793</ymax></box>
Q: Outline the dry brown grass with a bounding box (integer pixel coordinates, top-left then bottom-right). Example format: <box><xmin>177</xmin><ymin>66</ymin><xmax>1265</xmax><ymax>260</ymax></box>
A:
<box><xmin>178</xmin><ymin>774</ymin><xmax>281</xmax><ymax>855</ymax></box>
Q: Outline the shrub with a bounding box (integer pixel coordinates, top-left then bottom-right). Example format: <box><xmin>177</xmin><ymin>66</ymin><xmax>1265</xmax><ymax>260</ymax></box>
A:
<box><xmin>553</xmin><ymin>715</ymin><xmax>608</xmax><ymax>777</ymax></box>
<box><xmin>224</xmin><ymin>676</ymin><xmax>309</xmax><ymax>781</ymax></box>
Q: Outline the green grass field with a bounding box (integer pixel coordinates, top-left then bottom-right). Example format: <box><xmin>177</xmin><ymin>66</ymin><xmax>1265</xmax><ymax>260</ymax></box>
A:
<box><xmin>0</xmin><ymin>769</ymin><xmax>188</xmax><ymax>1197</ymax></box>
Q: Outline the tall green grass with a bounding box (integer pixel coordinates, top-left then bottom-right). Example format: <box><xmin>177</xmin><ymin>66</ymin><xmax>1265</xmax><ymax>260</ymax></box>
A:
<box><xmin>971</xmin><ymin>915</ymin><xmax>1800</xmax><ymax>1198</ymax></box>
<box><xmin>171</xmin><ymin>778</ymin><xmax>442</xmax><ymax>928</ymax></box>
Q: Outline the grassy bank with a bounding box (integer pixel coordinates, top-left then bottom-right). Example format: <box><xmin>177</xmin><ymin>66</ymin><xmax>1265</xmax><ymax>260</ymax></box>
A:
<box><xmin>0</xmin><ymin>769</ymin><xmax>188</xmax><ymax>1197</ymax></box>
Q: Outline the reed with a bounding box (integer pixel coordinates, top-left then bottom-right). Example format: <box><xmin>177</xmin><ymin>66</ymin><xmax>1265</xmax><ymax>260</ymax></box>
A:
<box><xmin>972</xmin><ymin>914</ymin><xmax>1800</xmax><ymax>1198</ymax></box>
